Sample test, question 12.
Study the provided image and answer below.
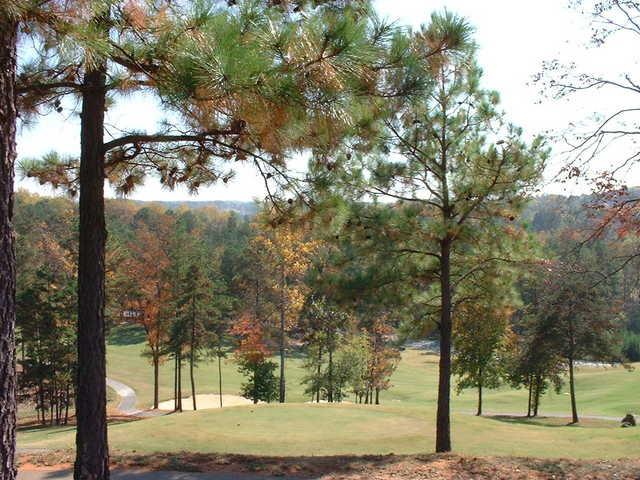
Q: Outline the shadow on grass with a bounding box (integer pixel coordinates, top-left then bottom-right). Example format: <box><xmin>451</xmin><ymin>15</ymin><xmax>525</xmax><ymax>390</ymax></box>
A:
<box><xmin>483</xmin><ymin>415</ymin><xmax>582</xmax><ymax>428</ymax></box>
<box><xmin>18</xmin><ymin>424</ymin><xmax>75</xmax><ymax>435</ymax></box>
<box><xmin>108</xmin><ymin>324</ymin><xmax>147</xmax><ymax>346</ymax></box>
<box><xmin>18</xmin><ymin>415</ymin><xmax>144</xmax><ymax>434</ymax></box>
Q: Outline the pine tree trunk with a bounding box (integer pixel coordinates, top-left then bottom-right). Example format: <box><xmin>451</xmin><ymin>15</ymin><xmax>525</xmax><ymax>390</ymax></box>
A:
<box><xmin>190</xmin><ymin>357</ymin><xmax>196</xmax><ymax>411</ymax></box>
<box><xmin>476</xmin><ymin>369</ymin><xmax>483</xmax><ymax>417</ymax></box>
<box><xmin>526</xmin><ymin>376</ymin><xmax>533</xmax><ymax>418</ymax></box>
<box><xmin>54</xmin><ymin>382</ymin><xmax>59</xmax><ymax>425</ymax></box>
<box><xmin>190</xmin><ymin>304</ymin><xmax>197</xmax><ymax>411</ymax></box>
<box><xmin>49</xmin><ymin>390</ymin><xmax>53</xmax><ymax>426</ymax></box>
<box><xmin>568</xmin><ymin>356</ymin><xmax>578</xmax><ymax>424</ymax></box>
<box><xmin>64</xmin><ymin>384</ymin><xmax>70</xmax><ymax>425</ymax></box>
<box><xmin>153</xmin><ymin>353</ymin><xmax>159</xmax><ymax>409</ymax></box>
<box><xmin>327</xmin><ymin>348</ymin><xmax>333</xmax><ymax>403</ymax></box>
<box><xmin>533</xmin><ymin>375</ymin><xmax>541</xmax><ymax>417</ymax></box>
<box><xmin>436</xmin><ymin>237</ymin><xmax>452</xmax><ymax>453</ymax></box>
<box><xmin>74</xmin><ymin>19</ymin><xmax>109</xmax><ymax>479</ymax></box>
<box><xmin>316</xmin><ymin>346</ymin><xmax>322</xmax><ymax>403</ymax></box>
<box><xmin>173</xmin><ymin>355</ymin><xmax>178</xmax><ymax>411</ymax></box>
<box><xmin>38</xmin><ymin>383</ymin><xmax>45</xmax><ymax>425</ymax></box>
<box><xmin>375</xmin><ymin>388</ymin><xmax>379</xmax><ymax>405</ymax></box>
<box><xmin>218</xmin><ymin>353</ymin><xmax>223</xmax><ymax>409</ymax></box>
<box><xmin>0</xmin><ymin>12</ymin><xmax>17</xmax><ymax>480</ymax></box>
<box><xmin>278</xmin><ymin>269</ymin><xmax>286</xmax><ymax>403</ymax></box>
<box><xmin>177</xmin><ymin>352</ymin><xmax>182</xmax><ymax>412</ymax></box>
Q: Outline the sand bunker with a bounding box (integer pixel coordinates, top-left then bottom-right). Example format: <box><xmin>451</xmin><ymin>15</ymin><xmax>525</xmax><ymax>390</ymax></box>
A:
<box><xmin>157</xmin><ymin>394</ymin><xmax>255</xmax><ymax>411</ymax></box>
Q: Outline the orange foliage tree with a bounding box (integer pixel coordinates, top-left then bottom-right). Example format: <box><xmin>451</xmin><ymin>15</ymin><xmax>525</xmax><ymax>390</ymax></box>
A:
<box><xmin>230</xmin><ymin>314</ymin><xmax>278</xmax><ymax>404</ymax></box>
<box><xmin>119</xmin><ymin>213</ymin><xmax>174</xmax><ymax>409</ymax></box>
<box><xmin>247</xmin><ymin>221</ymin><xmax>319</xmax><ymax>402</ymax></box>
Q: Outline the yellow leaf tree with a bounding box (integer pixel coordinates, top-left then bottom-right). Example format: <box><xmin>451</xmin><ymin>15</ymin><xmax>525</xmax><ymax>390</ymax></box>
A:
<box><xmin>248</xmin><ymin>221</ymin><xmax>319</xmax><ymax>402</ymax></box>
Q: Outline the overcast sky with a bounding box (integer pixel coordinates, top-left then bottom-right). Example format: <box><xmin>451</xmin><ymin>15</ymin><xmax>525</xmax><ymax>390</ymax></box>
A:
<box><xmin>16</xmin><ymin>0</ymin><xmax>636</xmax><ymax>201</ymax></box>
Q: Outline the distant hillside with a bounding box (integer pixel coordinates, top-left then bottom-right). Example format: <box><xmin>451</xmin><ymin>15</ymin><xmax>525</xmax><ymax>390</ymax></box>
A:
<box><xmin>522</xmin><ymin>186</ymin><xmax>640</xmax><ymax>233</ymax></box>
<box><xmin>131</xmin><ymin>199</ymin><xmax>258</xmax><ymax>217</ymax></box>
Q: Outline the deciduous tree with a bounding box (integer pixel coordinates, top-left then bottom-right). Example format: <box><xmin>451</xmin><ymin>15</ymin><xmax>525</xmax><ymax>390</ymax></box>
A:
<box><xmin>231</xmin><ymin>314</ymin><xmax>279</xmax><ymax>404</ymax></box>
<box><xmin>527</xmin><ymin>261</ymin><xmax>623</xmax><ymax>423</ymax></box>
<box><xmin>250</xmin><ymin>221</ymin><xmax>318</xmax><ymax>402</ymax></box>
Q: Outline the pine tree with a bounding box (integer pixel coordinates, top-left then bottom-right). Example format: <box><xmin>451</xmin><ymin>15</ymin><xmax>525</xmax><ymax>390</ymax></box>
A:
<box><xmin>0</xmin><ymin>3</ymin><xmax>19</xmax><ymax>477</ymax></box>
<box><xmin>17</xmin><ymin>267</ymin><xmax>76</xmax><ymax>426</ymax></box>
<box><xmin>318</xmin><ymin>13</ymin><xmax>547</xmax><ymax>451</ymax></box>
<box><xmin>176</xmin><ymin>263</ymin><xmax>213</xmax><ymax>411</ymax></box>
<box><xmin>17</xmin><ymin>5</ymin><xmax>408</xmax><ymax>473</ymax></box>
<box><xmin>299</xmin><ymin>296</ymin><xmax>348</xmax><ymax>402</ymax></box>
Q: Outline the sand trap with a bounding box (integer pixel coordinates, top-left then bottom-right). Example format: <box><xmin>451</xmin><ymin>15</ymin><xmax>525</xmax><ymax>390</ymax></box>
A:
<box><xmin>157</xmin><ymin>394</ymin><xmax>255</xmax><ymax>411</ymax></box>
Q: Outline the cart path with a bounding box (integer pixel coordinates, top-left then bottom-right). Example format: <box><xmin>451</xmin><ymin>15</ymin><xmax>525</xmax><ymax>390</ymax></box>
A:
<box><xmin>17</xmin><ymin>469</ymin><xmax>306</xmax><ymax>480</ymax></box>
<box><xmin>106</xmin><ymin>377</ymin><xmax>165</xmax><ymax>418</ymax></box>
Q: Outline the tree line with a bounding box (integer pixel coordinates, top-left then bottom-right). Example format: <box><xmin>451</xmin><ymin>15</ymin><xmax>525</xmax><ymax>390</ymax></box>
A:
<box><xmin>14</xmin><ymin>192</ymin><xmax>401</xmax><ymax>413</ymax></box>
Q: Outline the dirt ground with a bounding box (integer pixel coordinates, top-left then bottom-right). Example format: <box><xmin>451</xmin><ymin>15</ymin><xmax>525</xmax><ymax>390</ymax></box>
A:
<box><xmin>19</xmin><ymin>451</ymin><xmax>640</xmax><ymax>479</ymax></box>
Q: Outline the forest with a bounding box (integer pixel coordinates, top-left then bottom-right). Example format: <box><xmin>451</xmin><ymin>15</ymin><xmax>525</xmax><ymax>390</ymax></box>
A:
<box><xmin>1</xmin><ymin>1</ymin><xmax>640</xmax><ymax>480</ymax></box>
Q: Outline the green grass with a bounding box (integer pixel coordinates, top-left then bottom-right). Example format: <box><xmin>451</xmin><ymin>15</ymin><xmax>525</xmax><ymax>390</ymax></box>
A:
<box><xmin>17</xmin><ymin>403</ymin><xmax>640</xmax><ymax>459</ymax></box>
<box><xmin>17</xmin><ymin>324</ymin><xmax>640</xmax><ymax>459</ymax></box>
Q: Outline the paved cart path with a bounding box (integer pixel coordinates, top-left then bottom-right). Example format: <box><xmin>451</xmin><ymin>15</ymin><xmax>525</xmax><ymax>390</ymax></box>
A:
<box><xmin>18</xmin><ymin>469</ymin><xmax>306</xmax><ymax>480</ymax></box>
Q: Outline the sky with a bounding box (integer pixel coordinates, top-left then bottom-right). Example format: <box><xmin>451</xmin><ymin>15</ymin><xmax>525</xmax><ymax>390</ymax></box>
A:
<box><xmin>15</xmin><ymin>0</ymin><xmax>638</xmax><ymax>202</ymax></box>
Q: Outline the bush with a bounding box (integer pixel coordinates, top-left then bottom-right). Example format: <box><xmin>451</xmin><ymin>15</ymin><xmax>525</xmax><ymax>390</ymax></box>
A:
<box><xmin>622</xmin><ymin>331</ymin><xmax>640</xmax><ymax>362</ymax></box>
<box><xmin>238</xmin><ymin>359</ymin><xmax>279</xmax><ymax>404</ymax></box>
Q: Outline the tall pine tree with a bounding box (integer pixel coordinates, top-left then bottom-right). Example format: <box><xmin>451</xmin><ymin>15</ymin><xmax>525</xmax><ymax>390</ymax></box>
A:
<box><xmin>317</xmin><ymin>13</ymin><xmax>547</xmax><ymax>451</ymax></box>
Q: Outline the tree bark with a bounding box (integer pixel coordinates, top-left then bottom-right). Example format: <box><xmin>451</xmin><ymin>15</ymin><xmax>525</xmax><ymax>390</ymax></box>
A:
<box><xmin>177</xmin><ymin>351</ymin><xmax>182</xmax><ymax>412</ymax></box>
<box><xmin>74</xmin><ymin>16</ymin><xmax>109</xmax><ymax>479</ymax></box>
<box><xmin>190</xmin><ymin>356</ymin><xmax>196</xmax><ymax>411</ymax></box>
<box><xmin>526</xmin><ymin>375</ymin><xmax>533</xmax><ymax>418</ymax></box>
<box><xmin>218</xmin><ymin>352</ymin><xmax>223</xmax><ymax>408</ymax></box>
<box><xmin>190</xmin><ymin>300</ymin><xmax>197</xmax><ymax>411</ymax></box>
<box><xmin>327</xmin><ymin>348</ymin><xmax>334</xmax><ymax>403</ymax></box>
<box><xmin>568</xmin><ymin>356</ymin><xmax>578</xmax><ymax>424</ymax></box>
<box><xmin>173</xmin><ymin>355</ymin><xmax>178</xmax><ymax>411</ymax></box>
<box><xmin>436</xmin><ymin>237</ymin><xmax>452</xmax><ymax>453</ymax></box>
<box><xmin>533</xmin><ymin>375</ymin><xmax>541</xmax><ymax>417</ymax></box>
<box><xmin>0</xmin><ymin>12</ymin><xmax>17</xmax><ymax>480</ymax></box>
<box><xmin>153</xmin><ymin>353</ymin><xmax>159</xmax><ymax>409</ymax></box>
<box><xmin>278</xmin><ymin>268</ymin><xmax>286</xmax><ymax>403</ymax></box>
<box><xmin>64</xmin><ymin>384</ymin><xmax>70</xmax><ymax>425</ymax></box>
<box><xmin>476</xmin><ymin>368</ymin><xmax>483</xmax><ymax>416</ymax></box>
<box><xmin>316</xmin><ymin>345</ymin><xmax>322</xmax><ymax>403</ymax></box>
